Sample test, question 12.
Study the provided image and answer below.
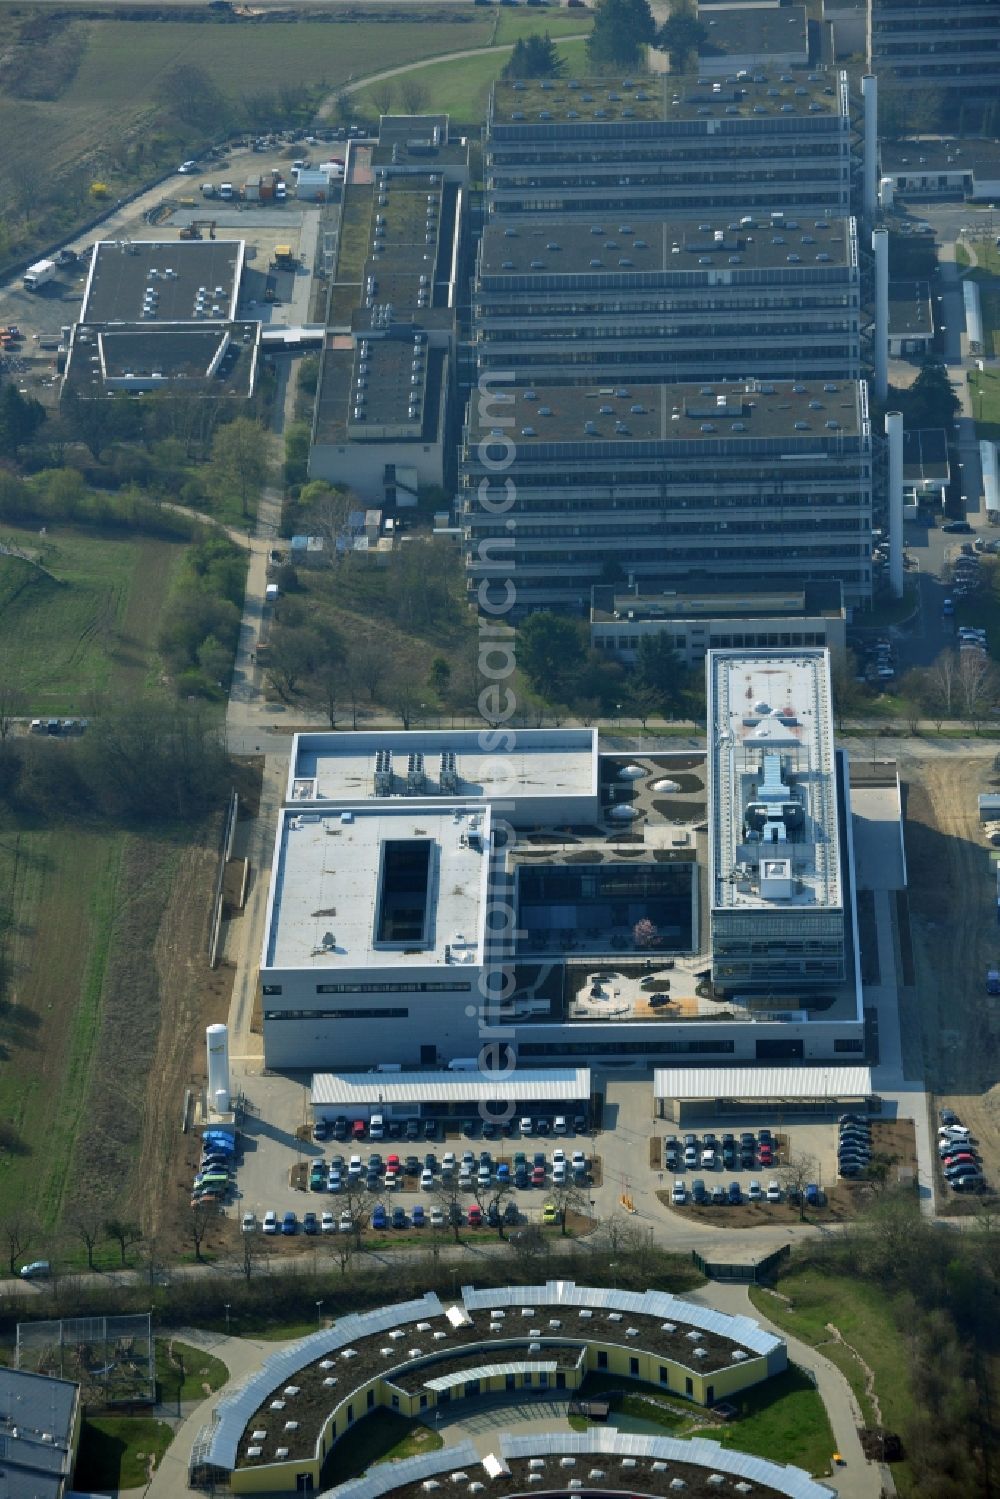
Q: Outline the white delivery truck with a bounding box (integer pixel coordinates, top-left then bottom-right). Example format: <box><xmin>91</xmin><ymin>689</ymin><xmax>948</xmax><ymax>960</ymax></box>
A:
<box><xmin>23</xmin><ymin>259</ymin><xmax>56</xmax><ymax>291</ymax></box>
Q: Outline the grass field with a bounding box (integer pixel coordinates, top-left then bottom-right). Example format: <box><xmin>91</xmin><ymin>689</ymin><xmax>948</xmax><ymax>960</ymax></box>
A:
<box><xmin>0</xmin><ymin>526</ymin><xmax>185</xmax><ymax>715</ymax></box>
<box><xmin>981</xmin><ymin>289</ymin><xmax>1000</xmax><ymax>357</ymax></box>
<box><xmin>321</xmin><ymin>1410</ymin><xmax>443</xmax><ymax>1487</ymax></box>
<box><xmin>969</xmin><ymin>366</ymin><xmax>1000</xmax><ymax>441</ymax></box>
<box><xmin>750</xmin><ymin>1269</ymin><xmax>916</xmax><ymax>1491</ymax></box>
<box><xmin>355</xmin><ymin>35</ymin><xmax>589</xmax><ymax>122</ymax></box>
<box><xmin>155</xmin><ymin>1338</ymin><xmax>229</xmax><ymax>1406</ymax></box>
<box><xmin>74</xmin><ymin>1415</ymin><xmax>174</xmax><ymax>1490</ymax></box>
<box><xmin>0</xmin><ymin>9</ymin><xmax>502</xmax><ymax>263</ymax></box>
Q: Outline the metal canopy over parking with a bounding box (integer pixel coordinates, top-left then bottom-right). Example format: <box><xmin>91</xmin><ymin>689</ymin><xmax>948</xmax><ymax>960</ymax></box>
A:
<box><xmin>654</xmin><ymin>1065</ymin><xmax>873</xmax><ymax>1122</ymax></box>
<box><xmin>311</xmin><ymin>1068</ymin><xmax>591</xmax><ymax>1119</ymax></box>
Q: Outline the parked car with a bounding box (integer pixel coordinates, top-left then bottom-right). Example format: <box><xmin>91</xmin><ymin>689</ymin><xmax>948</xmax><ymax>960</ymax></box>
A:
<box><xmin>430</xmin><ymin>1206</ymin><xmax>445</xmax><ymax>1227</ymax></box>
<box><xmin>684</xmin><ymin>1145</ymin><xmax>698</xmax><ymax>1167</ymax></box>
<box><xmin>392</xmin><ymin>1207</ymin><xmax>407</xmax><ymax>1229</ymax></box>
<box><xmin>701</xmin><ymin>1147</ymin><xmax>717</xmax><ymax>1169</ymax></box>
<box><xmin>504</xmin><ymin>1199</ymin><xmax>520</xmax><ymax>1224</ymax></box>
<box><xmin>804</xmin><ymin>1183</ymin><xmax>822</xmax><ymax>1207</ymax></box>
<box><xmin>280</xmin><ymin>1211</ymin><xmax>297</xmax><ymax>1235</ymax></box>
<box><xmin>531</xmin><ymin>1165</ymin><xmax>546</xmax><ymax>1187</ymax></box>
<box><xmin>302</xmin><ymin>1212</ymin><xmax>318</xmax><ymax>1235</ymax></box>
<box><xmin>939</xmin><ymin>1108</ymin><xmax>959</xmax><ymax>1125</ymax></box>
<box><xmin>420</xmin><ymin>1168</ymin><xmax>434</xmax><ymax>1190</ymax></box>
<box><xmin>542</xmin><ymin>1202</ymin><xmax>560</xmax><ymax>1224</ymax></box>
<box><xmin>241</xmin><ymin>1211</ymin><xmax>256</xmax><ymax>1233</ymax></box>
<box><xmin>262</xmin><ymin>1210</ymin><xmax>278</xmax><ymax>1234</ymax></box>
<box><xmin>766</xmin><ymin>1180</ymin><xmax>782</xmax><ymax>1203</ymax></box>
<box><xmin>339</xmin><ymin>1210</ymin><xmax>354</xmax><ymax>1233</ymax></box>
<box><xmin>727</xmin><ymin>1181</ymin><xmax>741</xmax><ymax>1204</ymax></box>
<box><xmin>412</xmin><ymin>1204</ymin><xmax>426</xmax><ymax>1227</ymax></box>
<box><xmin>711</xmin><ymin>1183</ymin><xmax>727</xmax><ymax>1204</ymax></box>
<box><xmin>19</xmin><ymin>1260</ymin><xmax>50</xmax><ymax>1279</ymax></box>
<box><xmin>321</xmin><ymin>1211</ymin><xmax>336</xmax><ymax>1233</ymax></box>
<box><xmin>671</xmin><ymin>1179</ymin><xmax>687</xmax><ymax>1205</ymax></box>
<box><xmin>747</xmin><ymin>1179</ymin><xmax>763</xmax><ymax>1202</ymax></box>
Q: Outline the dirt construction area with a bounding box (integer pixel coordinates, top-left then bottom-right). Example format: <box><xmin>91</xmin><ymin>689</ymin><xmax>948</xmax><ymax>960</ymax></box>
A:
<box><xmin>903</xmin><ymin>753</ymin><xmax>1000</xmax><ymax>1210</ymax></box>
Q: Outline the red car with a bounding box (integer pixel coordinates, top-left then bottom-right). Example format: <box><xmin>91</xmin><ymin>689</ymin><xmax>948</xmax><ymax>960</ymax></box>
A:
<box><xmin>386</xmin><ymin>1153</ymin><xmax>401</xmax><ymax>1170</ymax></box>
<box><xmin>531</xmin><ymin>1165</ymin><xmax>546</xmax><ymax>1187</ymax></box>
<box><xmin>351</xmin><ymin>1119</ymin><xmax>366</xmax><ymax>1140</ymax></box>
<box><xmin>943</xmin><ymin>1152</ymin><xmax>977</xmax><ymax>1168</ymax></box>
<box><xmin>467</xmin><ymin>1204</ymin><xmax>483</xmax><ymax>1226</ymax></box>
<box><xmin>758</xmin><ymin>1145</ymin><xmax>773</xmax><ymax>1166</ymax></box>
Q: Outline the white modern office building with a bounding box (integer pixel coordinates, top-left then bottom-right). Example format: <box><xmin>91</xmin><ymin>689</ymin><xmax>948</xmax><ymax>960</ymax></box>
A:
<box><xmin>707</xmin><ymin>649</ymin><xmax>856</xmax><ymax>996</ymax></box>
<box><xmin>259</xmin><ymin>710</ymin><xmax>864</xmax><ymax>1072</ymax></box>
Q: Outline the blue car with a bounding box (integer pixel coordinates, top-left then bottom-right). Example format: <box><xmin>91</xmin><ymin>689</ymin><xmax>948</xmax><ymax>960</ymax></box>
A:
<box><xmin>496</xmin><ymin>1162</ymin><xmax>511</xmax><ymax>1182</ymax></box>
<box><xmin>727</xmin><ymin>1182</ymin><xmax>741</xmax><ymax>1204</ymax></box>
<box><xmin>281</xmin><ymin>1211</ymin><xmax>297</xmax><ymax>1235</ymax></box>
<box><xmin>412</xmin><ymin>1204</ymin><xmax>425</xmax><ymax>1227</ymax></box>
<box><xmin>372</xmin><ymin>1203</ymin><xmax>387</xmax><ymax>1231</ymax></box>
<box><xmin>804</xmin><ymin>1183</ymin><xmax>822</xmax><ymax>1207</ymax></box>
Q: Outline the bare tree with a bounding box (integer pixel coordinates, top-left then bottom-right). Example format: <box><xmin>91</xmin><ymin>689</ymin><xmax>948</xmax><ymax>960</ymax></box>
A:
<box><xmin>72</xmin><ymin>1212</ymin><xmax>104</xmax><ymax>1271</ymax></box>
<box><xmin>431</xmin><ymin>1176</ymin><xmax>467</xmax><ymax>1244</ymax></box>
<box><xmin>354</xmin><ymin>638</ymin><xmax>390</xmax><ymax>703</ymax></box>
<box><xmin>4</xmin><ymin>1214</ymin><xmax>37</xmax><ymax>1276</ymax></box>
<box><xmin>399</xmin><ymin>79</ymin><xmax>429</xmax><ymax>114</ymax></box>
<box><xmin>342</xmin><ymin>1176</ymin><xmax>377</xmax><ymax>1250</ymax></box>
<box><xmin>370</xmin><ymin>81</ymin><xmax>395</xmax><ymax>116</ymax></box>
<box><xmin>778</xmin><ymin>1151</ymin><xmax>820</xmax><ymax>1220</ymax></box>
<box><xmin>330</xmin><ymin>1227</ymin><xmax>357</xmax><ymax>1275</ymax></box>
<box><xmin>0</xmin><ymin>674</ymin><xmax>20</xmax><ymax>741</ymax></box>
<box><xmin>209</xmin><ymin>418</ymin><xmax>269</xmax><ymax>519</ymax></box>
<box><xmin>104</xmin><ymin>1217</ymin><xmax>142</xmax><ymax>1266</ymax></box>
<box><xmin>472</xmin><ymin>1173</ymin><xmax>516</xmax><ymax>1240</ymax></box>
<box><xmin>190</xmin><ymin>1203</ymin><xmax>217</xmax><ymax>1263</ymax></box>
<box><xmin>509</xmin><ymin>1221</ymin><xmax>549</xmax><ymax>1265</ymax></box>
<box><xmin>548</xmin><ymin>1176</ymin><xmax>592</xmax><ymax>1237</ymax></box>
<box><xmin>925</xmin><ymin>649</ymin><xmax>959</xmax><ymax>726</ymax></box>
<box><xmin>957</xmin><ymin>650</ymin><xmax>999</xmax><ymax>729</ymax></box>
<box><xmin>387</xmin><ymin>670</ymin><xmax>425</xmax><ymax>730</ymax></box>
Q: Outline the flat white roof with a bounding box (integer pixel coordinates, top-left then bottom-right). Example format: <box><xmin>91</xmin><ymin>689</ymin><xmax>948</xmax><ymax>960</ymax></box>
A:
<box><xmin>288</xmin><ymin>728</ymin><xmax>598</xmax><ymax>805</ymax></box>
<box><xmin>708</xmin><ymin>649</ymin><xmax>842</xmax><ymax>912</ymax></box>
<box><xmin>312</xmin><ymin>1068</ymin><xmax>591</xmax><ymax>1106</ymax></box>
<box><xmin>654</xmin><ymin>1065</ymin><xmax>872</xmax><ymax>1100</ymax></box>
<box><xmin>265</xmin><ymin>805</ymin><xmax>490</xmax><ymax>969</ymax></box>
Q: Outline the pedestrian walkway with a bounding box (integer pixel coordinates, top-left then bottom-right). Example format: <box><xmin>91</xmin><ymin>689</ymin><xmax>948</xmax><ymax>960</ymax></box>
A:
<box><xmin>145</xmin><ymin>1331</ymin><xmax>289</xmax><ymax>1499</ymax></box>
<box><xmin>683</xmin><ymin>1283</ymin><xmax>881</xmax><ymax>1499</ymax></box>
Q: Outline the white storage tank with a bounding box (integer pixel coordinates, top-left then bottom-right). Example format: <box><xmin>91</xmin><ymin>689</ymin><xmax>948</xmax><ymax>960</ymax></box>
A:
<box><xmin>206</xmin><ymin>1023</ymin><xmax>230</xmax><ymax>1110</ymax></box>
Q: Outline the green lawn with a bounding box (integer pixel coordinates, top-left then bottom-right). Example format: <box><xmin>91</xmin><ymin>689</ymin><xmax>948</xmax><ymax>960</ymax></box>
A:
<box><xmin>981</xmin><ymin>289</ymin><xmax>1000</xmax><ymax>357</ymax></box>
<box><xmin>574</xmin><ymin>1367</ymin><xmax>833</xmax><ymax>1478</ymax></box>
<box><xmin>494</xmin><ymin>8</ymin><xmax>593</xmax><ymax>42</ymax></box>
<box><xmin>321</xmin><ymin>1410</ymin><xmax>443</xmax><ymax>1487</ymax></box>
<box><xmin>355</xmin><ymin>36</ymin><xmax>590</xmax><ymax>125</ymax></box>
<box><xmin>74</xmin><ymin>1416</ymin><xmax>174</xmax><ymax>1491</ymax></box>
<box><xmin>958</xmin><ymin>236</ymin><xmax>1000</xmax><ymax>278</ymax></box>
<box><xmin>969</xmin><ymin>366</ymin><xmax>1000</xmax><ymax>442</ymax></box>
<box><xmin>155</xmin><ymin>1339</ymin><xmax>229</xmax><ymax>1406</ymax></box>
<box><xmin>750</xmin><ymin>1268</ymin><xmax>917</xmax><ymax>1490</ymax></box>
<box><xmin>0</xmin><ymin>525</ymin><xmax>184</xmax><ymax>715</ymax></box>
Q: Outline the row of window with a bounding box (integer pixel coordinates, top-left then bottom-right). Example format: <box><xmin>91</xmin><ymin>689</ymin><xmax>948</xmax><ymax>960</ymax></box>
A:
<box><xmin>519</xmin><ymin>1039</ymin><xmax>736</xmax><ymax>1056</ymax></box>
<box><xmin>597</xmin><ymin>631</ymin><xmax>829</xmax><ymax>652</ymax></box>
<box><xmin>263</xmin><ymin>981</ymin><xmax>474</xmax><ymax>996</ymax></box>
<box><xmin>491</xmin><ymin>193</ymin><xmax>850</xmax><ymax>216</ymax></box>
<box><xmin>263</xmin><ymin>1008</ymin><xmax>410</xmax><ymax>1021</ymax></box>
<box><xmin>464</xmin><ymin>490</ymin><xmax>869</xmax><ymax>511</ymax></box>
<box><xmin>471</xmin><ymin>545</ymin><xmax>870</xmax><ymax>567</ymax></box>
<box><xmin>472</xmin><ymin>519</ymin><xmax>868</xmax><ymax>540</ymax></box>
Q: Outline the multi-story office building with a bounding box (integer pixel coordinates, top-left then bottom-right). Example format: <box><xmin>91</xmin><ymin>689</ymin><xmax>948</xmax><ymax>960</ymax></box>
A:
<box><xmin>868</xmin><ymin>0</ymin><xmax>1000</xmax><ymax>94</ymax></box>
<box><xmin>707</xmin><ymin>648</ymin><xmax>852</xmax><ymax>993</ymax></box>
<box><xmin>308</xmin><ymin>116</ymin><xmax>468</xmax><ymax>504</ymax></box>
<box><xmin>590</xmin><ymin>583</ymin><xmax>847</xmax><ymax>665</ymax></box>
<box><xmin>473</xmin><ymin>210</ymin><xmax>860</xmax><ymax>385</ymax></box>
<box><xmin>462</xmin><ymin>378</ymin><xmax>873</xmax><ymax>614</ymax></box>
<box><xmin>484</xmin><ymin>71</ymin><xmax>866</xmax><ymax>221</ymax></box>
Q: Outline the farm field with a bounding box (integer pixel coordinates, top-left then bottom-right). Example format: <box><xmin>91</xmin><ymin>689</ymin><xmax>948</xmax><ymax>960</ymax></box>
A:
<box><xmin>0</xmin><ymin>808</ymin><xmax>226</xmax><ymax>1249</ymax></box>
<box><xmin>0</xmin><ymin>12</ymin><xmax>493</xmax><ymax>224</ymax></box>
<box><xmin>0</xmin><ymin>526</ymin><xmax>184</xmax><ymax>715</ymax></box>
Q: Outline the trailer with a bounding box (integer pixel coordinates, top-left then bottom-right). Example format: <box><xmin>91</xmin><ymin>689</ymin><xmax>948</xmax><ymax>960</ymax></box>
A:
<box><xmin>23</xmin><ymin>259</ymin><xmax>56</xmax><ymax>291</ymax></box>
<box><xmin>988</xmin><ymin>968</ymin><xmax>1000</xmax><ymax>995</ymax></box>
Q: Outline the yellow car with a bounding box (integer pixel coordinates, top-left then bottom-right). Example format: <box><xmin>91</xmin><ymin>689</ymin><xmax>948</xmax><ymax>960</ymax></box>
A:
<box><xmin>542</xmin><ymin>1202</ymin><xmax>560</xmax><ymax>1225</ymax></box>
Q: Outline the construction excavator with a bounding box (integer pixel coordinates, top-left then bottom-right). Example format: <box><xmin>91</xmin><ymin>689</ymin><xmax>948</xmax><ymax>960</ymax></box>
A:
<box><xmin>179</xmin><ymin>220</ymin><xmax>217</xmax><ymax>240</ymax></box>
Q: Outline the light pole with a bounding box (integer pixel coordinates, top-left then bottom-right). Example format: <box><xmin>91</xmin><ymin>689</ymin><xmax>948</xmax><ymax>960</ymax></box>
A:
<box><xmin>316</xmin><ymin>1299</ymin><xmax>324</xmax><ymax>1327</ymax></box>
<box><xmin>224</xmin><ymin>1302</ymin><xmax>231</xmax><ymax>1336</ymax></box>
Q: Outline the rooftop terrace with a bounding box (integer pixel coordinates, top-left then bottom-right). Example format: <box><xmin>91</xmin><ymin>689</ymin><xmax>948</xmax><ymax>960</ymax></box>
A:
<box><xmin>468</xmin><ymin>380</ymin><xmax>863</xmax><ymax>447</ymax></box>
<box><xmin>699</xmin><ymin>4</ymin><xmax>809</xmax><ymax>66</ymax></box>
<box><xmin>65</xmin><ymin>321</ymin><xmax>259</xmax><ymax>397</ymax></box>
<box><xmin>478</xmin><ymin>212</ymin><xmax>852</xmax><ymax>279</ymax></box>
<box><xmin>888</xmin><ymin>279</ymin><xmax>933</xmax><ymax>337</ymax></box>
<box><xmin>489</xmin><ymin>69</ymin><xmax>844</xmax><ymax>129</ymax></box>
<box><xmin>591</xmin><ymin>583</ymin><xmax>845</xmax><ymax>625</ymax></box>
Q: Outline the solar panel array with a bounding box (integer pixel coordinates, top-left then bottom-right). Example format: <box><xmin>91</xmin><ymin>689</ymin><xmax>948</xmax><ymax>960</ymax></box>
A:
<box><xmin>458</xmin><ymin>1281</ymin><xmax>781</xmax><ymax>1358</ymax></box>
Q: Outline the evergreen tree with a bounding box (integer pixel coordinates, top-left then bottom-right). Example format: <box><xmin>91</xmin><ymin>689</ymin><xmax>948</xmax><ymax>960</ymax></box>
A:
<box><xmin>586</xmin><ymin>0</ymin><xmax>656</xmax><ymax>70</ymax></box>
<box><xmin>654</xmin><ymin>0</ymin><xmax>706</xmax><ymax>73</ymax></box>
<box><xmin>502</xmin><ymin>33</ymin><xmax>565</xmax><ymax>80</ymax></box>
